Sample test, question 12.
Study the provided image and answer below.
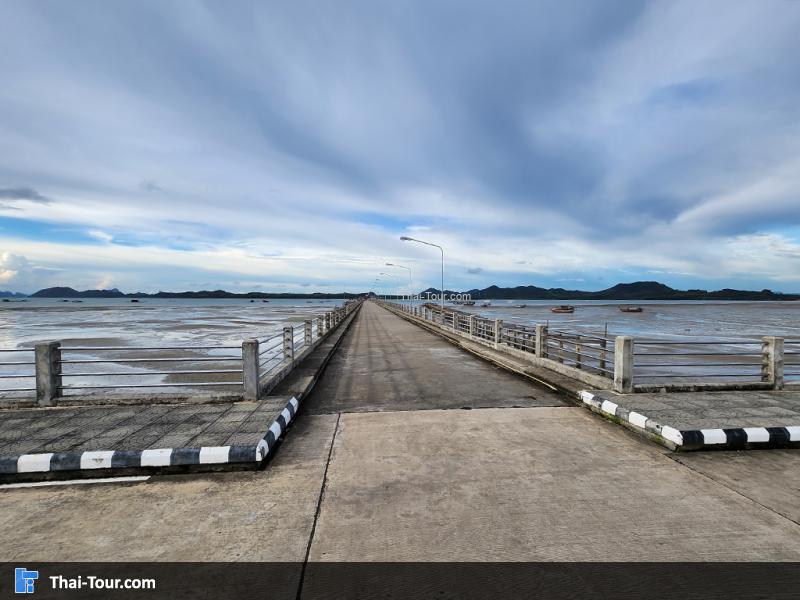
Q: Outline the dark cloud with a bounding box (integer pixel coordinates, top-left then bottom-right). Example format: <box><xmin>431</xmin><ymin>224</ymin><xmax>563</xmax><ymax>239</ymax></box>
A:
<box><xmin>467</xmin><ymin>267</ymin><xmax>483</xmax><ymax>274</ymax></box>
<box><xmin>0</xmin><ymin>187</ymin><xmax>50</xmax><ymax>203</ymax></box>
<box><xmin>139</xmin><ymin>180</ymin><xmax>164</xmax><ymax>193</ymax></box>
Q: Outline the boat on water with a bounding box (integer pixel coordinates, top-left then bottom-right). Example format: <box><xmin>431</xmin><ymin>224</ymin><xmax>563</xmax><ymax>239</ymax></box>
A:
<box><xmin>619</xmin><ymin>306</ymin><xmax>643</xmax><ymax>313</ymax></box>
<box><xmin>480</xmin><ymin>301</ymin><xmax>491</xmax><ymax>308</ymax></box>
<box><xmin>550</xmin><ymin>305</ymin><xmax>575</xmax><ymax>313</ymax></box>
<box><xmin>513</xmin><ymin>304</ymin><xmax>527</xmax><ymax>308</ymax></box>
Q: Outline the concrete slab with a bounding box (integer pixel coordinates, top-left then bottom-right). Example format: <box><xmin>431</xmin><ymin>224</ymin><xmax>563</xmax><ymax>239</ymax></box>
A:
<box><xmin>304</xmin><ymin>302</ymin><xmax>564</xmax><ymax>414</ymax></box>
<box><xmin>673</xmin><ymin>450</ymin><xmax>800</xmax><ymax>525</ymax></box>
<box><xmin>308</xmin><ymin>407</ymin><xmax>800</xmax><ymax>561</ymax></box>
<box><xmin>0</xmin><ymin>414</ymin><xmax>338</xmax><ymax>561</ymax></box>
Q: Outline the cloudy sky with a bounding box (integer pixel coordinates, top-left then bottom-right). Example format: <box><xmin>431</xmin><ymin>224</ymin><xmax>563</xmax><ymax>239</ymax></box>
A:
<box><xmin>1</xmin><ymin>0</ymin><xmax>799</xmax><ymax>294</ymax></box>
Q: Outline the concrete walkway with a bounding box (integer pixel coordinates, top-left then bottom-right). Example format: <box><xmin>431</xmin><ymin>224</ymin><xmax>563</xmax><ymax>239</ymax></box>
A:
<box><xmin>303</xmin><ymin>301</ymin><xmax>564</xmax><ymax>414</ymax></box>
<box><xmin>2</xmin><ymin>300</ymin><xmax>800</xmax><ymax>568</ymax></box>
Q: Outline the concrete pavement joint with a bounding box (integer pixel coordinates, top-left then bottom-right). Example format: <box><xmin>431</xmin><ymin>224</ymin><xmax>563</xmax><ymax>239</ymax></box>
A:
<box><xmin>663</xmin><ymin>453</ymin><xmax>800</xmax><ymax>529</ymax></box>
<box><xmin>296</xmin><ymin>412</ymin><xmax>341</xmax><ymax>600</ymax></box>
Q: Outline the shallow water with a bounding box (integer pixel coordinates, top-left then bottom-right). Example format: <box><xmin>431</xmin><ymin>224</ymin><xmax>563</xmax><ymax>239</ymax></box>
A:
<box><xmin>0</xmin><ymin>298</ymin><xmax>345</xmax><ymax>349</ymax></box>
<box><xmin>408</xmin><ymin>299</ymin><xmax>800</xmax><ymax>341</ymax></box>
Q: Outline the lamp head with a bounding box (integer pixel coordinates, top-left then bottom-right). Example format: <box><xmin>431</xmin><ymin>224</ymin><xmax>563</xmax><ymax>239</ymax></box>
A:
<box><xmin>400</xmin><ymin>236</ymin><xmax>411</xmax><ymax>241</ymax></box>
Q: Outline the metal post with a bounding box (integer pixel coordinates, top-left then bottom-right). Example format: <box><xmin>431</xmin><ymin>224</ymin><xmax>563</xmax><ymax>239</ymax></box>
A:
<box><xmin>761</xmin><ymin>336</ymin><xmax>784</xmax><ymax>390</ymax></box>
<box><xmin>242</xmin><ymin>338</ymin><xmax>260</xmax><ymax>401</ymax></box>
<box><xmin>575</xmin><ymin>336</ymin><xmax>582</xmax><ymax>370</ymax></box>
<box><xmin>304</xmin><ymin>319</ymin><xmax>313</xmax><ymax>347</ymax></box>
<box><xmin>614</xmin><ymin>336</ymin><xmax>634</xmax><ymax>393</ymax></box>
<box><xmin>535</xmin><ymin>325</ymin><xmax>547</xmax><ymax>358</ymax></box>
<box><xmin>35</xmin><ymin>341</ymin><xmax>61</xmax><ymax>407</ymax></box>
<box><xmin>283</xmin><ymin>326</ymin><xmax>295</xmax><ymax>363</ymax></box>
<box><xmin>599</xmin><ymin>337</ymin><xmax>607</xmax><ymax>374</ymax></box>
<box><xmin>494</xmin><ymin>319</ymin><xmax>503</xmax><ymax>349</ymax></box>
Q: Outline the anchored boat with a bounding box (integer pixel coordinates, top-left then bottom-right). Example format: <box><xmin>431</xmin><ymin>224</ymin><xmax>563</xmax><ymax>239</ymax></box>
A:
<box><xmin>619</xmin><ymin>306</ymin><xmax>643</xmax><ymax>313</ymax></box>
<box><xmin>550</xmin><ymin>305</ymin><xmax>575</xmax><ymax>313</ymax></box>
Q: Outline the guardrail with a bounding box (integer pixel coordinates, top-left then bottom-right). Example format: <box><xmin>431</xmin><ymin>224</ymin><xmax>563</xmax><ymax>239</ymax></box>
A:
<box><xmin>633</xmin><ymin>339</ymin><xmax>763</xmax><ymax>385</ymax></box>
<box><xmin>378</xmin><ymin>300</ymin><xmax>791</xmax><ymax>394</ymax></box>
<box><xmin>0</xmin><ymin>348</ymin><xmax>37</xmax><ymax>395</ymax></box>
<box><xmin>0</xmin><ymin>300</ymin><xmax>362</xmax><ymax>405</ymax></box>
<box><xmin>786</xmin><ymin>339</ymin><xmax>800</xmax><ymax>388</ymax></box>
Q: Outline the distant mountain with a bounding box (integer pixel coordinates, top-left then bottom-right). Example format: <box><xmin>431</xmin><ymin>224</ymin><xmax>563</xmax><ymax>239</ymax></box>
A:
<box><xmin>419</xmin><ymin>281</ymin><xmax>800</xmax><ymax>301</ymax></box>
<box><xmin>30</xmin><ymin>286</ymin><xmax>362</xmax><ymax>299</ymax></box>
<box><xmin>30</xmin><ymin>287</ymin><xmax>125</xmax><ymax>298</ymax></box>
<box><xmin>0</xmin><ymin>290</ymin><xmax>27</xmax><ymax>298</ymax></box>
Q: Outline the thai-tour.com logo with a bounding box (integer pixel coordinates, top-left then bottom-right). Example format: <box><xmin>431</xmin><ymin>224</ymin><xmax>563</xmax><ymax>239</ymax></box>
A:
<box><xmin>14</xmin><ymin>568</ymin><xmax>38</xmax><ymax>594</ymax></box>
<box><xmin>14</xmin><ymin>567</ymin><xmax>156</xmax><ymax>594</ymax></box>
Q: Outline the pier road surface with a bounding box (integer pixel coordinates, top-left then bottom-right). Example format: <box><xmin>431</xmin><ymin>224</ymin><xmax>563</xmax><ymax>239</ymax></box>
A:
<box><xmin>2</xmin><ymin>300</ymin><xmax>800</xmax><ymax>568</ymax></box>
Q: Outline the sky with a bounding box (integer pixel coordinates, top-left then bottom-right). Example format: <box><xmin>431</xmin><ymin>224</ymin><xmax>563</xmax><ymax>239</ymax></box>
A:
<box><xmin>1</xmin><ymin>0</ymin><xmax>799</xmax><ymax>295</ymax></box>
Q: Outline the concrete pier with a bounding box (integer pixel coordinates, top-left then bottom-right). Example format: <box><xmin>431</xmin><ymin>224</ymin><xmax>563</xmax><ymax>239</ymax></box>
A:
<box><xmin>2</xmin><ymin>299</ymin><xmax>799</xmax><ymax>567</ymax></box>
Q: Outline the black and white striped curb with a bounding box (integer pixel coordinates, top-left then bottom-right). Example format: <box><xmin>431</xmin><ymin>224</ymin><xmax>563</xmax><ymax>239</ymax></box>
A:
<box><xmin>580</xmin><ymin>391</ymin><xmax>800</xmax><ymax>451</ymax></box>
<box><xmin>0</xmin><ymin>396</ymin><xmax>300</xmax><ymax>476</ymax></box>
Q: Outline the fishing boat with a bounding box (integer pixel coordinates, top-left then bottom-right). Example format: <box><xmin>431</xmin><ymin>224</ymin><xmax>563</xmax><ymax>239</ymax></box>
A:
<box><xmin>619</xmin><ymin>306</ymin><xmax>643</xmax><ymax>313</ymax></box>
<box><xmin>550</xmin><ymin>305</ymin><xmax>575</xmax><ymax>313</ymax></box>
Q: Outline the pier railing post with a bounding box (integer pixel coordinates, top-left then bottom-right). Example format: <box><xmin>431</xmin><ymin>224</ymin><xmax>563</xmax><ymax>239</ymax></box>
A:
<box><xmin>35</xmin><ymin>341</ymin><xmax>61</xmax><ymax>407</ymax></box>
<box><xmin>494</xmin><ymin>319</ymin><xmax>503</xmax><ymax>349</ymax></box>
<box><xmin>613</xmin><ymin>336</ymin><xmax>634</xmax><ymax>393</ymax></box>
<box><xmin>451</xmin><ymin>312</ymin><xmax>458</xmax><ymax>333</ymax></box>
<box><xmin>469</xmin><ymin>315</ymin><xmax>476</xmax><ymax>337</ymax></box>
<box><xmin>317</xmin><ymin>316</ymin><xmax>324</xmax><ymax>338</ymax></box>
<box><xmin>325</xmin><ymin>312</ymin><xmax>331</xmax><ymax>332</ymax></box>
<box><xmin>242</xmin><ymin>338</ymin><xmax>260</xmax><ymax>401</ymax></box>
<box><xmin>283</xmin><ymin>326</ymin><xmax>295</xmax><ymax>363</ymax></box>
<box><xmin>535</xmin><ymin>325</ymin><xmax>547</xmax><ymax>358</ymax></box>
<box><xmin>761</xmin><ymin>336</ymin><xmax>784</xmax><ymax>390</ymax></box>
<box><xmin>304</xmin><ymin>319</ymin><xmax>313</xmax><ymax>347</ymax></box>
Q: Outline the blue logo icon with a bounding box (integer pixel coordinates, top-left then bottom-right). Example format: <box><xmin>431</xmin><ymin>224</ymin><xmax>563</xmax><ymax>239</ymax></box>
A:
<box><xmin>15</xmin><ymin>568</ymin><xmax>38</xmax><ymax>594</ymax></box>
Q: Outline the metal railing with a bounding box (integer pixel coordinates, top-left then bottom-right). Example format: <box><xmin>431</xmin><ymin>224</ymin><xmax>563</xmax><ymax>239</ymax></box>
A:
<box><xmin>57</xmin><ymin>344</ymin><xmax>244</xmax><ymax>395</ymax></box>
<box><xmin>379</xmin><ymin>300</ymin><xmax>791</xmax><ymax>393</ymax></box>
<box><xmin>633</xmin><ymin>339</ymin><xmax>764</xmax><ymax>385</ymax></box>
<box><xmin>0</xmin><ymin>299</ymin><xmax>363</xmax><ymax>404</ymax></box>
<box><xmin>544</xmin><ymin>329</ymin><xmax>614</xmax><ymax>379</ymax></box>
<box><xmin>786</xmin><ymin>339</ymin><xmax>800</xmax><ymax>387</ymax></box>
<box><xmin>0</xmin><ymin>348</ymin><xmax>37</xmax><ymax>395</ymax></box>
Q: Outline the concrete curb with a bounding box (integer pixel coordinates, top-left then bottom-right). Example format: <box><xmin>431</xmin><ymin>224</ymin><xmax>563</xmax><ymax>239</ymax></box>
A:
<box><xmin>0</xmin><ymin>396</ymin><xmax>300</xmax><ymax>478</ymax></box>
<box><xmin>0</xmin><ymin>303</ymin><xmax>363</xmax><ymax>482</ymax></box>
<box><xmin>580</xmin><ymin>390</ymin><xmax>800</xmax><ymax>451</ymax></box>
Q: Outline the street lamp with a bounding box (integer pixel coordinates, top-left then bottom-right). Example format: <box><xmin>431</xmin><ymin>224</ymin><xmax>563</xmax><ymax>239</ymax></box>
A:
<box><xmin>400</xmin><ymin>236</ymin><xmax>444</xmax><ymax>313</ymax></box>
<box><xmin>385</xmin><ymin>262</ymin><xmax>412</xmax><ymax>302</ymax></box>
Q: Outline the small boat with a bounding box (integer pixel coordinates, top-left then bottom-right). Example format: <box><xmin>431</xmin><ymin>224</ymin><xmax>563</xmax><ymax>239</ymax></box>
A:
<box><xmin>262</xmin><ymin>300</ymin><xmax>269</xmax><ymax>303</ymax></box>
<box><xmin>550</xmin><ymin>305</ymin><xmax>575</xmax><ymax>313</ymax></box>
<box><xmin>513</xmin><ymin>304</ymin><xmax>527</xmax><ymax>308</ymax></box>
<box><xmin>480</xmin><ymin>302</ymin><xmax>491</xmax><ymax>308</ymax></box>
<box><xmin>130</xmin><ymin>299</ymin><xmax>140</xmax><ymax>303</ymax></box>
<box><xmin>619</xmin><ymin>306</ymin><xmax>643</xmax><ymax>313</ymax></box>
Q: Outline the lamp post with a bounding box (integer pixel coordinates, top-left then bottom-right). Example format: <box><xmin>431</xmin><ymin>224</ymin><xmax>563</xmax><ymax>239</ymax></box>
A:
<box><xmin>400</xmin><ymin>236</ymin><xmax>444</xmax><ymax>313</ymax></box>
<box><xmin>386</xmin><ymin>262</ymin><xmax>412</xmax><ymax>303</ymax></box>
